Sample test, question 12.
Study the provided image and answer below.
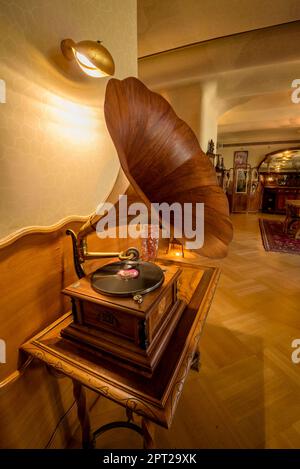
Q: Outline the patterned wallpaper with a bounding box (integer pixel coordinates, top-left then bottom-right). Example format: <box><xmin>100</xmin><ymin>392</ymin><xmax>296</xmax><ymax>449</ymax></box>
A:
<box><xmin>0</xmin><ymin>0</ymin><xmax>137</xmax><ymax>239</ymax></box>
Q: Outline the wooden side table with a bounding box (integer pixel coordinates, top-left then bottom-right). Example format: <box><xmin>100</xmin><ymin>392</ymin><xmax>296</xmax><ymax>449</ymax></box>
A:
<box><xmin>21</xmin><ymin>260</ymin><xmax>220</xmax><ymax>449</ymax></box>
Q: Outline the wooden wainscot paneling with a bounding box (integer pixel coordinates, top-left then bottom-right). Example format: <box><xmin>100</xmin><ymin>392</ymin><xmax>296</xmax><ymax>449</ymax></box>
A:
<box><xmin>0</xmin><ymin>218</ymin><xmax>125</xmax><ymax>448</ymax></box>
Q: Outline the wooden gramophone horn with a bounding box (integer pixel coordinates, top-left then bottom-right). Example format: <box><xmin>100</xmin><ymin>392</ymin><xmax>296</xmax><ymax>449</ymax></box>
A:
<box><xmin>104</xmin><ymin>77</ymin><xmax>233</xmax><ymax>258</ymax></box>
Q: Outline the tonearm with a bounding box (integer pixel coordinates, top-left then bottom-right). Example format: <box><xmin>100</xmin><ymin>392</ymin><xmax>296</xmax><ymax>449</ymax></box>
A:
<box><xmin>66</xmin><ymin>211</ymin><xmax>140</xmax><ymax>279</ymax></box>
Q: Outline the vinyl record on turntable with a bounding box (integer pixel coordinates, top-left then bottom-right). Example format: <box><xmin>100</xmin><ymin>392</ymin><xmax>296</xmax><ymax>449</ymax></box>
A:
<box><xmin>91</xmin><ymin>261</ymin><xmax>164</xmax><ymax>297</ymax></box>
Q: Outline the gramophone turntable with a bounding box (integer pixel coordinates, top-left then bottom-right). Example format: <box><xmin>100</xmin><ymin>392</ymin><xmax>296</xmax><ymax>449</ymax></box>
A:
<box><xmin>61</xmin><ymin>76</ymin><xmax>233</xmax><ymax>377</ymax></box>
<box><xmin>91</xmin><ymin>258</ymin><xmax>164</xmax><ymax>299</ymax></box>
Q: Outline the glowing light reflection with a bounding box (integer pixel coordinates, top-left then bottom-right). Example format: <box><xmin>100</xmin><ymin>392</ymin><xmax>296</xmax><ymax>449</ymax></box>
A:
<box><xmin>47</xmin><ymin>94</ymin><xmax>100</xmax><ymax>145</ymax></box>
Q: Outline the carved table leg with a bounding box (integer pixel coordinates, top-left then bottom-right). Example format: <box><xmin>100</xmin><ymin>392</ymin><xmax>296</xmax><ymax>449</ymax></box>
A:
<box><xmin>191</xmin><ymin>346</ymin><xmax>201</xmax><ymax>372</ymax></box>
<box><xmin>141</xmin><ymin>418</ymin><xmax>155</xmax><ymax>449</ymax></box>
<box><xmin>72</xmin><ymin>379</ymin><xmax>93</xmax><ymax>449</ymax></box>
<box><xmin>126</xmin><ymin>407</ymin><xmax>134</xmax><ymax>422</ymax></box>
<box><xmin>283</xmin><ymin>216</ymin><xmax>289</xmax><ymax>234</ymax></box>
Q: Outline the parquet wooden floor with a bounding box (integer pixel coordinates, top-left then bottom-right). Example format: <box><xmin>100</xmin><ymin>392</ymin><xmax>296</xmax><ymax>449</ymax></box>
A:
<box><xmin>69</xmin><ymin>213</ymin><xmax>300</xmax><ymax>449</ymax></box>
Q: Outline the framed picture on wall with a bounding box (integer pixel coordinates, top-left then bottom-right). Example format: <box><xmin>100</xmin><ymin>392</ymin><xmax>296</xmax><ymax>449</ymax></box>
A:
<box><xmin>223</xmin><ymin>169</ymin><xmax>234</xmax><ymax>193</ymax></box>
<box><xmin>233</xmin><ymin>150</ymin><xmax>248</xmax><ymax>167</ymax></box>
<box><xmin>250</xmin><ymin>168</ymin><xmax>259</xmax><ymax>194</ymax></box>
<box><xmin>235</xmin><ymin>168</ymin><xmax>249</xmax><ymax>193</ymax></box>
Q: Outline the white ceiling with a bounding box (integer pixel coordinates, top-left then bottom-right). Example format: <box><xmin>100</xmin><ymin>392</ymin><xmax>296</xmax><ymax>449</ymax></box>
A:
<box><xmin>138</xmin><ymin>2</ymin><xmax>300</xmax><ymax>142</ymax></box>
<box><xmin>138</xmin><ymin>0</ymin><xmax>300</xmax><ymax>57</ymax></box>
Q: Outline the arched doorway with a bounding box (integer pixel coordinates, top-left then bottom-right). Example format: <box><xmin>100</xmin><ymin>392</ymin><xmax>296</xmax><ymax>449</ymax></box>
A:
<box><xmin>258</xmin><ymin>147</ymin><xmax>300</xmax><ymax>213</ymax></box>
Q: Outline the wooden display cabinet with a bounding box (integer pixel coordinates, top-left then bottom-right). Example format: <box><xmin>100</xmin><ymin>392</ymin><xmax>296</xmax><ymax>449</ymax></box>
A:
<box><xmin>262</xmin><ymin>187</ymin><xmax>300</xmax><ymax>213</ymax></box>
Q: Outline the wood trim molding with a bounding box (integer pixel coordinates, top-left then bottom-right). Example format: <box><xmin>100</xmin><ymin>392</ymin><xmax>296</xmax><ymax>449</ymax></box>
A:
<box><xmin>0</xmin><ymin>214</ymin><xmax>92</xmax><ymax>250</ymax></box>
<box><xmin>264</xmin><ymin>146</ymin><xmax>300</xmax><ymax>158</ymax></box>
<box><xmin>220</xmin><ymin>140</ymin><xmax>300</xmax><ymax>148</ymax></box>
<box><xmin>257</xmin><ymin>146</ymin><xmax>300</xmax><ymax>170</ymax></box>
<box><xmin>0</xmin><ymin>356</ymin><xmax>34</xmax><ymax>393</ymax></box>
<box><xmin>138</xmin><ymin>20</ymin><xmax>300</xmax><ymax>59</ymax></box>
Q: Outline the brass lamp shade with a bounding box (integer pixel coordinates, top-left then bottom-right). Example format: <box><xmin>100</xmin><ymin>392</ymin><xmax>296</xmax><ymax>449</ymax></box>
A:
<box><xmin>61</xmin><ymin>38</ymin><xmax>115</xmax><ymax>78</ymax></box>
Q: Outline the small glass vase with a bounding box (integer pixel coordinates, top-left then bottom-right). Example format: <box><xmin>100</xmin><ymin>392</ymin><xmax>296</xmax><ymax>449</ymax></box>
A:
<box><xmin>140</xmin><ymin>224</ymin><xmax>159</xmax><ymax>262</ymax></box>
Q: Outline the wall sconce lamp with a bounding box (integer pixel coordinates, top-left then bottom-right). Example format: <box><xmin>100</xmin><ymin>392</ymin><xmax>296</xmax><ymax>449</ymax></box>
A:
<box><xmin>61</xmin><ymin>39</ymin><xmax>115</xmax><ymax>78</ymax></box>
<box><xmin>167</xmin><ymin>239</ymin><xmax>184</xmax><ymax>258</ymax></box>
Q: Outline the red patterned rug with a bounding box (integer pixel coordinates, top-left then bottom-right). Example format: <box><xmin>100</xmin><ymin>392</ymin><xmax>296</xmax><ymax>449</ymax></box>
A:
<box><xmin>259</xmin><ymin>218</ymin><xmax>300</xmax><ymax>255</ymax></box>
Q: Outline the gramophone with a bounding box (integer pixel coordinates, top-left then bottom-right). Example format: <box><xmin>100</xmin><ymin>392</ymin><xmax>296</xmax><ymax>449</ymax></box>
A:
<box><xmin>61</xmin><ymin>77</ymin><xmax>233</xmax><ymax>376</ymax></box>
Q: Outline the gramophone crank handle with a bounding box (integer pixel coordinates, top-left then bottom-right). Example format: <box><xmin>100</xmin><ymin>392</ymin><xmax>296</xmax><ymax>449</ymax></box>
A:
<box><xmin>133</xmin><ymin>294</ymin><xmax>143</xmax><ymax>304</ymax></box>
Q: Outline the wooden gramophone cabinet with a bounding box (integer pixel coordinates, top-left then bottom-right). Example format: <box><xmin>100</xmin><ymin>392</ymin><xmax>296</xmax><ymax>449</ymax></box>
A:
<box><xmin>61</xmin><ymin>262</ymin><xmax>185</xmax><ymax>377</ymax></box>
